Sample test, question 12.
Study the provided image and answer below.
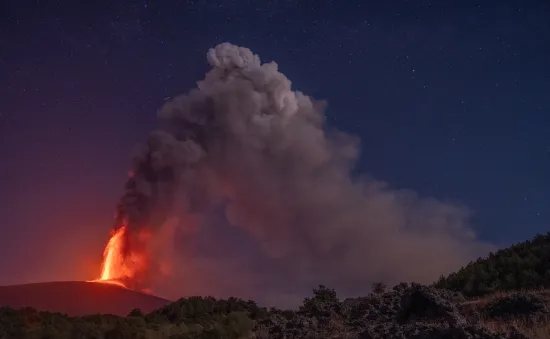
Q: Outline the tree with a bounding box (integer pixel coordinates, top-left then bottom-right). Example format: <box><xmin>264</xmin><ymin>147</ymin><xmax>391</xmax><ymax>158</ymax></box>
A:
<box><xmin>372</xmin><ymin>281</ymin><xmax>387</xmax><ymax>294</ymax></box>
<box><xmin>300</xmin><ymin>285</ymin><xmax>340</xmax><ymax>319</ymax></box>
<box><xmin>434</xmin><ymin>232</ymin><xmax>550</xmax><ymax>296</ymax></box>
<box><xmin>128</xmin><ymin>308</ymin><xmax>144</xmax><ymax>318</ymax></box>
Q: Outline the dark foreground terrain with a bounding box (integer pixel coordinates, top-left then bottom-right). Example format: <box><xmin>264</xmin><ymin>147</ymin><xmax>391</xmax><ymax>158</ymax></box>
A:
<box><xmin>1</xmin><ymin>283</ymin><xmax>549</xmax><ymax>339</ymax></box>
<box><xmin>3</xmin><ymin>232</ymin><xmax>550</xmax><ymax>338</ymax></box>
<box><xmin>0</xmin><ymin>281</ymin><xmax>170</xmax><ymax>317</ymax></box>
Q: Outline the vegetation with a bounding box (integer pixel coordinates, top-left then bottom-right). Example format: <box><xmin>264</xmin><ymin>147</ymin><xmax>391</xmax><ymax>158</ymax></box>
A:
<box><xmin>4</xmin><ymin>232</ymin><xmax>550</xmax><ymax>338</ymax></box>
<box><xmin>0</xmin><ymin>297</ymin><xmax>264</xmax><ymax>339</ymax></box>
<box><xmin>3</xmin><ymin>284</ymin><xmax>550</xmax><ymax>339</ymax></box>
<box><xmin>435</xmin><ymin>232</ymin><xmax>550</xmax><ymax>297</ymax></box>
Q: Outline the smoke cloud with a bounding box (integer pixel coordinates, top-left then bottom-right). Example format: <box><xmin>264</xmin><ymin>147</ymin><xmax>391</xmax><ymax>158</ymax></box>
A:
<box><xmin>114</xmin><ymin>42</ymin><xmax>492</xmax><ymax>305</ymax></box>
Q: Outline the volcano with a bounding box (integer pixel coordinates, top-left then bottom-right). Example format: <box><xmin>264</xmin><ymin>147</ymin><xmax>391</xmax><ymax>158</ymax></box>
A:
<box><xmin>0</xmin><ymin>281</ymin><xmax>171</xmax><ymax>316</ymax></box>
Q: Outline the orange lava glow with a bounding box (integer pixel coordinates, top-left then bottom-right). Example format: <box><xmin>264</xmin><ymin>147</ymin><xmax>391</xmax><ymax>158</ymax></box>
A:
<box><xmin>89</xmin><ymin>278</ymin><xmax>128</xmax><ymax>289</ymax></box>
<box><xmin>99</xmin><ymin>225</ymin><xmax>128</xmax><ymax>281</ymax></box>
<box><xmin>88</xmin><ymin>224</ymin><xmax>132</xmax><ymax>289</ymax></box>
<box><xmin>88</xmin><ymin>218</ymin><xmax>152</xmax><ymax>293</ymax></box>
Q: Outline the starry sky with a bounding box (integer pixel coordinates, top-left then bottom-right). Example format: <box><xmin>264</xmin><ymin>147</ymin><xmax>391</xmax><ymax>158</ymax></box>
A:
<box><xmin>0</xmin><ymin>0</ymin><xmax>549</xmax><ymax>287</ymax></box>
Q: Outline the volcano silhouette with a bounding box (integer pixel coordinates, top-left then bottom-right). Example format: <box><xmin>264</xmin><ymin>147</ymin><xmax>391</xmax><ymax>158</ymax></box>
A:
<box><xmin>0</xmin><ymin>281</ymin><xmax>171</xmax><ymax>316</ymax></box>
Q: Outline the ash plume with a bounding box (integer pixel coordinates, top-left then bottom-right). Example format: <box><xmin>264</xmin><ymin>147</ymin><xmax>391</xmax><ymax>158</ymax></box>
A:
<box><xmin>114</xmin><ymin>43</ymin><xmax>492</xmax><ymax>303</ymax></box>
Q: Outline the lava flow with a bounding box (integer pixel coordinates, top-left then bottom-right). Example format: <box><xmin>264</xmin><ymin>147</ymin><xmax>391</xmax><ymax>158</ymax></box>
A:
<box><xmin>89</xmin><ymin>224</ymin><xmax>131</xmax><ymax>289</ymax></box>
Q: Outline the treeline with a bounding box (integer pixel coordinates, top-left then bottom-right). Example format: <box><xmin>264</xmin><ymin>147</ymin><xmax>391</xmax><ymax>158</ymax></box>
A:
<box><xmin>0</xmin><ymin>287</ymin><xmax>353</xmax><ymax>339</ymax></box>
<box><xmin>0</xmin><ymin>285</ymin><xmax>349</xmax><ymax>339</ymax></box>
<box><xmin>0</xmin><ymin>284</ymin><xmax>390</xmax><ymax>339</ymax></box>
<box><xmin>0</xmin><ymin>285</ymin><xmax>364</xmax><ymax>339</ymax></box>
<box><xmin>0</xmin><ymin>296</ymin><xmax>266</xmax><ymax>339</ymax></box>
<box><xmin>4</xmin><ymin>232</ymin><xmax>550</xmax><ymax>337</ymax></box>
<box><xmin>435</xmin><ymin>232</ymin><xmax>550</xmax><ymax>297</ymax></box>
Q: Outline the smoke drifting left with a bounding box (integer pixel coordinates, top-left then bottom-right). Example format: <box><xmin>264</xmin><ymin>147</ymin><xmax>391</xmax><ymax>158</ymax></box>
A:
<box><xmin>96</xmin><ymin>43</ymin><xmax>494</xmax><ymax>306</ymax></box>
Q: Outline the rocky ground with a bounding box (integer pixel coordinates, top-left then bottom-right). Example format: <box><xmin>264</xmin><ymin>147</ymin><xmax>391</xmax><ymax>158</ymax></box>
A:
<box><xmin>2</xmin><ymin>282</ymin><xmax>549</xmax><ymax>338</ymax></box>
<box><xmin>252</xmin><ymin>284</ymin><xmax>550</xmax><ymax>339</ymax></box>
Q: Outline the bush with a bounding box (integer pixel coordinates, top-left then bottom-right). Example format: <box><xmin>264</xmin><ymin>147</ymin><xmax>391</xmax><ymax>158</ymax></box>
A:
<box><xmin>484</xmin><ymin>293</ymin><xmax>548</xmax><ymax>320</ymax></box>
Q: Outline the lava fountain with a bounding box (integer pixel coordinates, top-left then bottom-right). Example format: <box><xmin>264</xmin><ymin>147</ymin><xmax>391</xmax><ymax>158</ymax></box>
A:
<box><xmin>94</xmin><ymin>225</ymin><xmax>129</xmax><ymax>288</ymax></box>
<box><xmin>89</xmin><ymin>225</ymin><xmax>129</xmax><ymax>288</ymax></box>
<box><xmin>89</xmin><ymin>219</ymin><xmax>150</xmax><ymax>290</ymax></box>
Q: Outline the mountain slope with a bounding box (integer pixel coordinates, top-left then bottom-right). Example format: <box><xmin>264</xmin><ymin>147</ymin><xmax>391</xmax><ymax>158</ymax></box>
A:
<box><xmin>0</xmin><ymin>281</ymin><xmax>170</xmax><ymax>316</ymax></box>
<box><xmin>434</xmin><ymin>232</ymin><xmax>550</xmax><ymax>297</ymax></box>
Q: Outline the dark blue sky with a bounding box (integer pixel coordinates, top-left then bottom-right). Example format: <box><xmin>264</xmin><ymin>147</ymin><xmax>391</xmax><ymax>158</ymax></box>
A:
<box><xmin>0</xmin><ymin>0</ymin><xmax>549</xmax><ymax>286</ymax></box>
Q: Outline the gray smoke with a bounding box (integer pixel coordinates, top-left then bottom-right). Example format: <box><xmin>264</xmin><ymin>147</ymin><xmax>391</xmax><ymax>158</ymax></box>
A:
<box><xmin>116</xmin><ymin>43</ymin><xmax>493</xmax><ymax>304</ymax></box>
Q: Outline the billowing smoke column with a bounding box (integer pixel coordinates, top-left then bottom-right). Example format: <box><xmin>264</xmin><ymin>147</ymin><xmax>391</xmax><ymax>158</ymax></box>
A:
<box><xmin>111</xmin><ymin>43</ymin><xmax>492</xmax><ymax>300</ymax></box>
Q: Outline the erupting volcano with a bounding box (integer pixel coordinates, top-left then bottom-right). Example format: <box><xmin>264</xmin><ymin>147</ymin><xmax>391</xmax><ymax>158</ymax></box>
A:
<box><xmin>99</xmin><ymin>225</ymin><xmax>128</xmax><ymax>282</ymax></box>
<box><xmin>81</xmin><ymin>42</ymin><xmax>490</xmax><ymax>303</ymax></box>
<box><xmin>90</xmin><ymin>215</ymin><xmax>154</xmax><ymax>292</ymax></box>
<box><xmin>90</xmin><ymin>224</ymin><xmax>131</xmax><ymax>289</ymax></box>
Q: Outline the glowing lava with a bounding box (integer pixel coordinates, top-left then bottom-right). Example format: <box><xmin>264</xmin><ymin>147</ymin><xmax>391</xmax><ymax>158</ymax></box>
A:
<box><xmin>88</xmin><ymin>218</ymin><xmax>151</xmax><ymax>292</ymax></box>
<box><xmin>99</xmin><ymin>225</ymin><xmax>127</xmax><ymax>281</ymax></box>
<box><xmin>89</xmin><ymin>224</ymin><xmax>130</xmax><ymax>289</ymax></box>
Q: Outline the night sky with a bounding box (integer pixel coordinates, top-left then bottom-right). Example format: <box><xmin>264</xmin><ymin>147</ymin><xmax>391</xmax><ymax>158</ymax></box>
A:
<box><xmin>1</xmin><ymin>0</ymin><xmax>549</xmax><ymax>294</ymax></box>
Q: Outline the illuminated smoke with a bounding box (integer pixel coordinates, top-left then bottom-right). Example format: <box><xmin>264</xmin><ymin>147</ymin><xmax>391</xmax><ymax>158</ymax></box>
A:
<box><xmin>106</xmin><ymin>43</ymin><xmax>492</xmax><ymax>302</ymax></box>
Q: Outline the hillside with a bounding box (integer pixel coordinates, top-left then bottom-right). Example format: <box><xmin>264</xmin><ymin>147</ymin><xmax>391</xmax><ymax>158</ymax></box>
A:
<box><xmin>0</xmin><ymin>281</ymin><xmax>170</xmax><ymax>317</ymax></box>
<box><xmin>3</xmin><ymin>233</ymin><xmax>550</xmax><ymax>338</ymax></box>
<box><xmin>434</xmin><ymin>232</ymin><xmax>550</xmax><ymax>297</ymax></box>
<box><xmin>2</xmin><ymin>283</ymin><xmax>549</xmax><ymax>339</ymax></box>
